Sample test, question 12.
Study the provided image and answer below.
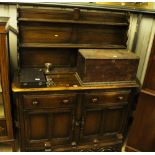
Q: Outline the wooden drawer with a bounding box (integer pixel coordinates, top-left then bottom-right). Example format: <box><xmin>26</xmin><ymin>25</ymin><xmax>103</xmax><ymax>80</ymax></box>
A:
<box><xmin>20</xmin><ymin>24</ymin><xmax>73</xmax><ymax>44</ymax></box>
<box><xmin>0</xmin><ymin>120</ymin><xmax>7</xmax><ymax>137</ymax></box>
<box><xmin>85</xmin><ymin>91</ymin><xmax>130</xmax><ymax>106</ymax></box>
<box><xmin>23</xmin><ymin>94</ymin><xmax>76</xmax><ymax>109</ymax></box>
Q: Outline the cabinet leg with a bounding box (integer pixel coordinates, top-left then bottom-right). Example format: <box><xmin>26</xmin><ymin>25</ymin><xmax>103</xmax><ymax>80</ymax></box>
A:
<box><xmin>11</xmin><ymin>140</ymin><xmax>17</xmax><ymax>152</ymax></box>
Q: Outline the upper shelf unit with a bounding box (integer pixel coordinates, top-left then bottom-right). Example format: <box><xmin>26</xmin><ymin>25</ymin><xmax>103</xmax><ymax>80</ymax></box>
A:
<box><xmin>18</xmin><ymin>7</ymin><xmax>129</xmax><ymax>49</ymax></box>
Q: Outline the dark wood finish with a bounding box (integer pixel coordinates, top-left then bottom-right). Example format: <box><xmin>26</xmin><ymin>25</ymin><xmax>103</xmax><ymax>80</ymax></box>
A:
<box><xmin>85</xmin><ymin>91</ymin><xmax>130</xmax><ymax>106</ymax></box>
<box><xmin>24</xmin><ymin>108</ymin><xmax>75</xmax><ymax>150</ymax></box>
<box><xmin>80</xmin><ymin>103</ymin><xmax>127</xmax><ymax>143</ymax></box>
<box><xmin>77</xmin><ymin>49</ymin><xmax>139</xmax><ymax>83</ymax></box>
<box><xmin>23</xmin><ymin>93</ymin><xmax>76</xmax><ymax>109</ymax></box>
<box><xmin>0</xmin><ymin>120</ymin><xmax>7</xmax><ymax>137</ymax></box>
<box><xmin>12</xmin><ymin>72</ymin><xmax>139</xmax><ymax>93</ymax></box>
<box><xmin>126</xmin><ymin>91</ymin><xmax>155</xmax><ymax>151</ymax></box>
<box><xmin>14</xmin><ymin>89</ymin><xmax>134</xmax><ymax>151</ymax></box>
<box><xmin>20</xmin><ymin>48</ymin><xmax>77</xmax><ymax>68</ymax></box>
<box><xmin>13</xmin><ymin>5</ymin><xmax>139</xmax><ymax>152</ymax></box>
<box><xmin>19</xmin><ymin>43</ymin><xmax>126</xmax><ymax>49</ymax></box>
<box><xmin>19</xmin><ymin>23</ymin><xmax>128</xmax><ymax>47</ymax></box>
<box><xmin>18</xmin><ymin>7</ymin><xmax>129</xmax><ymax>53</ymax></box>
<box><xmin>125</xmin><ymin>35</ymin><xmax>155</xmax><ymax>152</ymax></box>
<box><xmin>0</xmin><ymin>18</ymin><xmax>15</xmax><ymax>151</ymax></box>
<box><xmin>18</xmin><ymin>7</ymin><xmax>128</xmax><ymax>24</ymax></box>
<box><xmin>18</xmin><ymin>18</ymin><xmax>128</xmax><ymax>26</ymax></box>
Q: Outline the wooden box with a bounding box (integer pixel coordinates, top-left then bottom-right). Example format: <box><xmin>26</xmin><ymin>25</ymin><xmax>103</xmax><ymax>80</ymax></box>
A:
<box><xmin>77</xmin><ymin>49</ymin><xmax>139</xmax><ymax>83</ymax></box>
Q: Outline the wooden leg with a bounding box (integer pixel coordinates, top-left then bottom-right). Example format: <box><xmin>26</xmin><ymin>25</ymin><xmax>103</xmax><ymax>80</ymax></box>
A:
<box><xmin>12</xmin><ymin>140</ymin><xmax>16</xmax><ymax>152</ymax></box>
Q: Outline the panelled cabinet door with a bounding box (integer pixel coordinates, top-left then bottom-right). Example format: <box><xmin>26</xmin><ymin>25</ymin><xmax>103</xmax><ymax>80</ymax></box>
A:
<box><xmin>80</xmin><ymin>108</ymin><xmax>103</xmax><ymax>143</ymax></box>
<box><xmin>24</xmin><ymin>108</ymin><xmax>75</xmax><ymax>151</ymax></box>
<box><xmin>103</xmin><ymin>105</ymin><xmax>127</xmax><ymax>136</ymax></box>
<box><xmin>80</xmin><ymin>105</ymin><xmax>127</xmax><ymax>144</ymax></box>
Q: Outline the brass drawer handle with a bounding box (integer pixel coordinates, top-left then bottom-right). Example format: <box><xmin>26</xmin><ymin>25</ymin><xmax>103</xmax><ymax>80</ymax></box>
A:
<box><xmin>117</xmin><ymin>96</ymin><xmax>124</xmax><ymax>100</ymax></box>
<box><xmin>91</xmin><ymin>97</ymin><xmax>98</xmax><ymax>103</ymax></box>
<box><xmin>62</xmin><ymin>99</ymin><xmax>70</xmax><ymax>104</ymax></box>
<box><xmin>32</xmin><ymin>100</ymin><xmax>39</xmax><ymax>105</ymax></box>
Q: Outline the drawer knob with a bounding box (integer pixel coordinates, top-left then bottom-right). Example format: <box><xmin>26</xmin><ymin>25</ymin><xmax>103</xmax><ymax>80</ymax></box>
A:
<box><xmin>75</xmin><ymin>121</ymin><xmax>80</xmax><ymax>127</ymax></box>
<box><xmin>93</xmin><ymin>139</ymin><xmax>99</xmax><ymax>147</ymax></box>
<box><xmin>92</xmin><ymin>98</ymin><xmax>98</xmax><ymax>103</ymax></box>
<box><xmin>62</xmin><ymin>99</ymin><xmax>69</xmax><ymax>104</ymax></box>
<box><xmin>116</xmin><ymin>133</ymin><xmax>123</xmax><ymax>140</ymax></box>
<box><xmin>45</xmin><ymin>142</ymin><xmax>51</xmax><ymax>152</ymax></box>
<box><xmin>93</xmin><ymin>139</ymin><xmax>99</xmax><ymax>144</ymax></box>
<box><xmin>117</xmin><ymin>96</ymin><xmax>124</xmax><ymax>100</ymax></box>
<box><xmin>32</xmin><ymin>100</ymin><xmax>38</xmax><ymax>105</ymax></box>
<box><xmin>71</xmin><ymin>141</ymin><xmax>77</xmax><ymax>147</ymax></box>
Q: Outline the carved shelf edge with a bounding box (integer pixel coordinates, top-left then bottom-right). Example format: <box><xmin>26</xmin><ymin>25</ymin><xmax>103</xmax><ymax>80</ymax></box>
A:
<box><xmin>12</xmin><ymin>81</ymin><xmax>139</xmax><ymax>93</ymax></box>
<box><xmin>19</xmin><ymin>43</ymin><xmax>126</xmax><ymax>49</ymax></box>
<box><xmin>18</xmin><ymin>18</ymin><xmax>129</xmax><ymax>26</ymax></box>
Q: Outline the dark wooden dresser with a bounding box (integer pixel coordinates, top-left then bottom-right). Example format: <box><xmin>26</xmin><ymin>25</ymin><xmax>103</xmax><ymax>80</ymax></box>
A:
<box><xmin>12</xmin><ymin>4</ymin><xmax>139</xmax><ymax>152</ymax></box>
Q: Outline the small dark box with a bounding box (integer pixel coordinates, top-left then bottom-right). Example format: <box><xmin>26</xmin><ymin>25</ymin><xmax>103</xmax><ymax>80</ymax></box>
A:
<box><xmin>20</xmin><ymin>68</ymin><xmax>46</xmax><ymax>88</ymax></box>
<box><xmin>77</xmin><ymin>49</ymin><xmax>139</xmax><ymax>84</ymax></box>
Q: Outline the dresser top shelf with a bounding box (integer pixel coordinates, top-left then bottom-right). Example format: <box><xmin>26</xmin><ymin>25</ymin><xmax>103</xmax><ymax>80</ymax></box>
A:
<box><xmin>20</xmin><ymin>43</ymin><xmax>126</xmax><ymax>49</ymax></box>
<box><xmin>18</xmin><ymin>18</ymin><xmax>128</xmax><ymax>26</ymax></box>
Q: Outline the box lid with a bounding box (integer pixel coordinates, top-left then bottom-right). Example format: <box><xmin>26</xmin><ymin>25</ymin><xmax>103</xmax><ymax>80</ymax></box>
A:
<box><xmin>79</xmin><ymin>49</ymin><xmax>139</xmax><ymax>59</ymax></box>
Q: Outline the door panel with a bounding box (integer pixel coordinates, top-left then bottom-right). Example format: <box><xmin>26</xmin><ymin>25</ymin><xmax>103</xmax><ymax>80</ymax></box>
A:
<box><xmin>103</xmin><ymin>106</ymin><xmax>126</xmax><ymax>134</ymax></box>
<box><xmin>52</xmin><ymin>112</ymin><xmax>73</xmax><ymax>138</ymax></box>
<box><xmin>29</xmin><ymin>113</ymin><xmax>48</xmax><ymax>140</ymax></box>
<box><xmin>24</xmin><ymin>109</ymin><xmax>74</xmax><ymax>148</ymax></box>
<box><xmin>83</xmin><ymin>109</ymin><xmax>102</xmax><ymax>136</ymax></box>
<box><xmin>80</xmin><ymin>105</ymin><xmax>127</xmax><ymax>143</ymax></box>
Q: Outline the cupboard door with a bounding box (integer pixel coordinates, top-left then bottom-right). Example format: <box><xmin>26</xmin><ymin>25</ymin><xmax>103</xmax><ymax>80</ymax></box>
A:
<box><xmin>80</xmin><ymin>105</ymin><xmax>127</xmax><ymax>143</ymax></box>
<box><xmin>80</xmin><ymin>108</ymin><xmax>103</xmax><ymax>142</ymax></box>
<box><xmin>103</xmin><ymin>105</ymin><xmax>127</xmax><ymax>136</ymax></box>
<box><xmin>24</xmin><ymin>108</ymin><xmax>75</xmax><ymax>150</ymax></box>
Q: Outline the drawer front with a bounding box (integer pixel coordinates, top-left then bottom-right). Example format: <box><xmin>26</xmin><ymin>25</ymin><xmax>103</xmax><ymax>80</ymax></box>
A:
<box><xmin>23</xmin><ymin>94</ymin><xmax>76</xmax><ymax>109</ymax></box>
<box><xmin>20</xmin><ymin>24</ymin><xmax>73</xmax><ymax>44</ymax></box>
<box><xmin>85</xmin><ymin>91</ymin><xmax>130</xmax><ymax>106</ymax></box>
<box><xmin>0</xmin><ymin>120</ymin><xmax>7</xmax><ymax>137</ymax></box>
